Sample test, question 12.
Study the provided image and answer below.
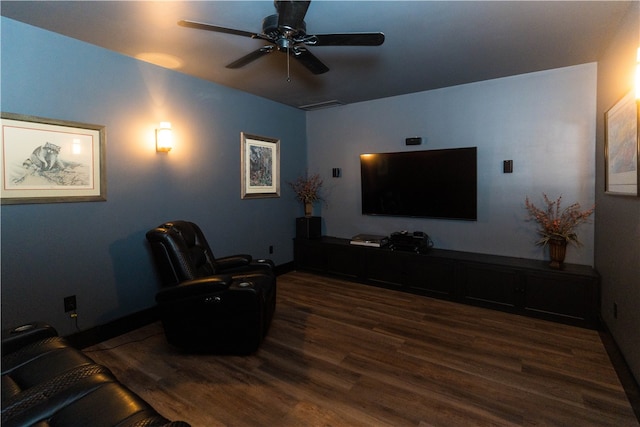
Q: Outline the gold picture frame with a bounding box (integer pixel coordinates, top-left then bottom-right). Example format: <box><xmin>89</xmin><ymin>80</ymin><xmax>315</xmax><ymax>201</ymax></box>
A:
<box><xmin>1</xmin><ymin>113</ymin><xmax>106</xmax><ymax>204</ymax></box>
<box><xmin>240</xmin><ymin>132</ymin><xmax>280</xmax><ymax>199</ymax></box>
<box><xmin>604</xmin><ymin>91</ymin><xmax>639</xmax><ymax>196</ymax></box>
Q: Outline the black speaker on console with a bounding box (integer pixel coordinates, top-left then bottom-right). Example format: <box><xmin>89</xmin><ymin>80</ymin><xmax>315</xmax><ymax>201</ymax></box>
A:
<box><xmin>296</xmin><ymin>217</ymin><xmax>321</xmax><ymax>239</ymax></box>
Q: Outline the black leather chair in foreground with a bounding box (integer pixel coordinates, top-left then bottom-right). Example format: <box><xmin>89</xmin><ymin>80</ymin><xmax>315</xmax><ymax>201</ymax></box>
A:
<box><xmin>1</xmin><ymin>322</ymin><xmax>190</xmax><ymax>427</ymax></box>
<box><xmin>146</xmin><ymin>220</ymin><xmax>276</xmax><ymax>354</ymax></box>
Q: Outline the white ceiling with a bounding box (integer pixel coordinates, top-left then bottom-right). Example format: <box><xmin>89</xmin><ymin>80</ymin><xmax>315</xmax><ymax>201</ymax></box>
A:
<box><xmin>1</xmin><ymin>1</ymin><xmax>633</xmax><ymax>109</ymax></box>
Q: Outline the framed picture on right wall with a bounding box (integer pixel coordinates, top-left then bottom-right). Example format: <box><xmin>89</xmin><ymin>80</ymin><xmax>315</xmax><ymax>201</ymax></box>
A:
<box><xmin>605</xmin><ymin>90</ymin><xmax>639</xmax><ymax>196</ymax></box>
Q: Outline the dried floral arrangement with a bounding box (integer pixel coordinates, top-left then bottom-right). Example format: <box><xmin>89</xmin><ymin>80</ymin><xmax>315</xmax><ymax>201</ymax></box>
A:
<box><xmin>525</xmin><ymin>194</ymin><xmax>595</xmax><ymax>246</ymax></box>
<box><xmin>288</xmin><ymin>173</ymin><xmax>323</xmax><ymax>204</ymax></box>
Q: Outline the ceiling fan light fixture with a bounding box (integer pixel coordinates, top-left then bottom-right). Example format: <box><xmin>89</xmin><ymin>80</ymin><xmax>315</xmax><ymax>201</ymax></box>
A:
<box><xmin>277</xmin><ymin>38</ymin><xmax>293</xmax><ymax>50</ymax></box>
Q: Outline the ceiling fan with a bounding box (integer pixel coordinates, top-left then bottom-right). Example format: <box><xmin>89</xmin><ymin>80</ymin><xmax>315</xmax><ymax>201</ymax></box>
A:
<box><xmin>178</xmin><ymin>0</ymin><xmax>385</xmax><ymax>76</ymax></box>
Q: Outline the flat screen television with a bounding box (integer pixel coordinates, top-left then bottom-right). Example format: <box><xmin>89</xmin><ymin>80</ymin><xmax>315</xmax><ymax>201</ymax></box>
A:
<box><xmin>360</xmin><ymin>147</ymin><xmax>477</xmax><ymax>220</ymax></box>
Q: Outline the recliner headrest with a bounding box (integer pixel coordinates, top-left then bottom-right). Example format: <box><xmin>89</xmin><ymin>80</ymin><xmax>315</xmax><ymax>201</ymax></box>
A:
<box><xmin>162</xmin><ymin>221</ymin><xmax>198</xmax><ymax>247</ymax></box>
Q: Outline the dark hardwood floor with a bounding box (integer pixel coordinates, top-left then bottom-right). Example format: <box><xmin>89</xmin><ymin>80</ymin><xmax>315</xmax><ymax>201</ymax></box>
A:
<box><xmin>84</xmin><ymin>271</ymin><xmax>639</xmax><ymax>426</ymax></box>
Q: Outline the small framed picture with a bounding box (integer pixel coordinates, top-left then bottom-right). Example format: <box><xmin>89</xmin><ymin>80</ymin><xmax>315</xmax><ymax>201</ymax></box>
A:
<box><xmin>604</xmin><ymin>91</ymin><xmax>639</xmax><ymax>196</ymax></box>
<box><xmin>1</xmin><ymin>113</ymin><xmax>106</xmax><ymax>204</ymax></box>
<box><xmin>240</xmin><ymin>132</ymin><xmax>280</xmax><ymax>199</ymax></box>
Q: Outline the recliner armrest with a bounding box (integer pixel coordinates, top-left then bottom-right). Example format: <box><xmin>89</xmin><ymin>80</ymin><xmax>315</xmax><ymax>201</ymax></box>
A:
<box><xmin>215</xmin><ymin>254</ymin><xmax>252</xmax><ymax>270</ymax></box>
<box><xmin>216</xmin><ymin>257</ymin><xmax>275</xmax><ymax>275</ymax></box>
<box><xmin>253</xmin><ymin>259</ymin><xmax>276</xmax><ymax>270</ymax></box>
<box><xmin>2</xmin><ymin>322</ymin><xmax>58</xmax><ymax>356</ymax></box>
<box><xmin>156</xmin><ymin>275</ymin><xmax>233</xmax><ymax>302</ymax></box>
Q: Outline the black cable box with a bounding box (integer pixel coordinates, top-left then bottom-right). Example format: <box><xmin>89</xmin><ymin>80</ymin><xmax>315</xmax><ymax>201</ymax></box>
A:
<box><xmin>389</xmin><ymin>231</ymin><xmax>433</xmax><ymax>253</ymax></box>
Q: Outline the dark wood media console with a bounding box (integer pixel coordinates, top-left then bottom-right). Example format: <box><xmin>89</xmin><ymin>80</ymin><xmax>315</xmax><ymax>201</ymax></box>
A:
<box><xmin>294</xmin><ymin>236</ymin><xmax>600</xmax><ymax>329</ymax></box>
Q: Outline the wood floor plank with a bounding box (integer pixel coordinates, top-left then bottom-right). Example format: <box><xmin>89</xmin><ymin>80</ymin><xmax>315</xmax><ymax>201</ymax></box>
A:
<box><xmin>84</xmin><ymin>271</ymin><xmax>639</xmax><ymax>426</ymax></box>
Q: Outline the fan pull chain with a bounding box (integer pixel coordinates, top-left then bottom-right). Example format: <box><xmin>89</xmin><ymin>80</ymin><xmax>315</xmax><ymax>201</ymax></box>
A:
<box><xmin>287</xmin><ymin>47</ymin><xmax>291</xmax><ymax>82</ymax></box>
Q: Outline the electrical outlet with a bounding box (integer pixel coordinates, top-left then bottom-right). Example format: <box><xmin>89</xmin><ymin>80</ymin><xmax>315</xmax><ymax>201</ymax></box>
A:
<box><xmin>269</xmin><ymin>245</ymin><xmax>274</xmax><ymax>254</ymax></box>
<box><xmin>64</xmin><ymin>295</ymin><xmax>77</xmax><ymax>313</ymax></box>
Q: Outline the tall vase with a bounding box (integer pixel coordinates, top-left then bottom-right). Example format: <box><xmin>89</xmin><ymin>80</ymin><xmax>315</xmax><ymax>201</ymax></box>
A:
<box><xmin>548</xmin><ymin>238</ymin><xmax>567</xmax><ymax>269</ymax></box>
<box><xmin>304</xmin><ymin>202</ymin><xmax>313</xmax><ymax>217</ymax></box>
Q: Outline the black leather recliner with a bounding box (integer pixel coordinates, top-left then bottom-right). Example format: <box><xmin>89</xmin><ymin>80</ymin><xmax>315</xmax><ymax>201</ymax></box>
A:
<box><xmin>1</xmin><ymin>322</ymin><xmax>190</xmax><ymax>427</ymax></box>
<box><xmin>145</xmin><ymin>220</ymin><xmax>276</xmax><ymax>354</ymax></box>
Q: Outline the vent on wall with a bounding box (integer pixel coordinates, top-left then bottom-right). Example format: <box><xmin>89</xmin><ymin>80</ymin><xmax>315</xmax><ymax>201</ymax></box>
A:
<box><xmin>298</xmin><ymin>100</ymin><xmax>345</xmax><ymax>111</ymax></box>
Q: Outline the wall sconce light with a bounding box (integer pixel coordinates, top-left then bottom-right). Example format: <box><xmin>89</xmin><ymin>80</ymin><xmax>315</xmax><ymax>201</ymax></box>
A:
<box><xmin>156</xmin><ymin>121</ymin><xmax>173</xmax><ymax>152</ymax></box>
<box><xmin>635</xmin><ymin>47</ymin><xmax>640</xmax><ymax>100</ymax></box>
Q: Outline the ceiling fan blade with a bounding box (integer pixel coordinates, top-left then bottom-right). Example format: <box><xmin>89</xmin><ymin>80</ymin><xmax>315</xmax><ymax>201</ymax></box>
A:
<box><xmin>226</xmin><ymin>46</ymin><xmax>274</xmax><ymax>69</ymax></box>
<box><xmin>292</xmin><ymin>47</ymin><xmax>329</xmax><ymax>75</ymax></box>
<box><xmin>178</xmin><ymin>19</ymin><xmax>271</xmax><ymax>42</ymax></box>
<box><xmin>309</xmin><ymin>33</ymin><xmax>385</xmax><ymax>46</ymax></box>
<box><xmin>276</xmin><ymin>0</ymin><xmax>311</xmax><ymax>30</ymax></box>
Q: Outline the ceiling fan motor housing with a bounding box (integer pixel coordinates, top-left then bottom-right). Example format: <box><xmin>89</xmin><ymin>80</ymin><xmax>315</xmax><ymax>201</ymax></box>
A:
<box><xmin>263</xmin><ymin>13</ymin><xmax>307</xmax><ymax>51</ymax></box>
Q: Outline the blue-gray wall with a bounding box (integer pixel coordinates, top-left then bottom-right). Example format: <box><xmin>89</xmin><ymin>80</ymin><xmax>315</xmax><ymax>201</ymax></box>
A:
<box><xmin>1</xmin><ymin>18</ymin><xmax>306</xmax><ymax>336</ymax></box>
<box><xmin>306</xmin><ymin>64</ymin><xmax>597</xmax><ymax>266</ymax></box>
<box><xmin>595</xmin><ymin>1</ymin><xmax>640</xmax><ymax>385</ymax></box>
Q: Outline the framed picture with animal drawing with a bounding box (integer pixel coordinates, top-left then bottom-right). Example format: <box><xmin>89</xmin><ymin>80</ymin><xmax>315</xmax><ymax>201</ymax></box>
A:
<box><xmin>240</xmin><ymin>132</ymin><xmax>280</xmax><ymax>199</ymax></box>
<box><xmin>0</xmin><ymin>113</ymin><xmax>106</xmax><ymax>204</ymax></box>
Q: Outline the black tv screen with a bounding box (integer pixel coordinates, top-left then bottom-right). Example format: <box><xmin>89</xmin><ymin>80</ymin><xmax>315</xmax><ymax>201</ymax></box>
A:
<box><xmin>360</xmin><ymin>147</ymin><xmax>477</xmax><ymax>220</ymax></box>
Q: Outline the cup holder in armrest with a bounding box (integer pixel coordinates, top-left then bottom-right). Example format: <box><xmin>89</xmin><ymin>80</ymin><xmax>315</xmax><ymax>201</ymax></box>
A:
<box><xmin>11</xmin><ymin>324</ymin><xmax>36</xmax><ymax>334</ymax></box>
